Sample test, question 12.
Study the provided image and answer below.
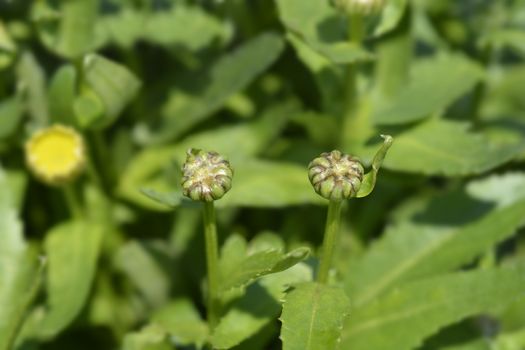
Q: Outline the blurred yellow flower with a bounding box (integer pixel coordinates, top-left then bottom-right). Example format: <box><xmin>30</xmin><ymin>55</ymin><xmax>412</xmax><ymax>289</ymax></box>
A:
<box><xmin>25</xmin><ymin>125</ymin><xmax>86</xmax><ymax>186</ymax></box>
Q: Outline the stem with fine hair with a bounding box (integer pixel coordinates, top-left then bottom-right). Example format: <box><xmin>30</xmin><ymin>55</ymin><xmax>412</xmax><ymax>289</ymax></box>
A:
<box><xmin>317</xmin><ymin>200</ymin><xmax>343</xmax><ymax>284</ymax></box>
<box><xmin>203</xmin><ymin>201</ymin><xmax>220</xmax><ymax>329</ymax></box>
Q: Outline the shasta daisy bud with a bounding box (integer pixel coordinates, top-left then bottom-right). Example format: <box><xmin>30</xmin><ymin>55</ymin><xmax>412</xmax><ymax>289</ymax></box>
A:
<box><xmin>25</xmin><ymin>124</ymin><xmax>86</xmax><ymax>186</ymax></box>
<box><xmin>181</xmin><ymin>149</ymin><xmax>233</xmax><ymax>202</ymax></box>
<box><xmin>308</xmin><ymin>150</ymin><xmax>364</xmax><ymax>201</ymax></box>
<box><xmin>333</xmin><ymin>0</ymin><xmax>386</xmax><ymax>15</ymax></box>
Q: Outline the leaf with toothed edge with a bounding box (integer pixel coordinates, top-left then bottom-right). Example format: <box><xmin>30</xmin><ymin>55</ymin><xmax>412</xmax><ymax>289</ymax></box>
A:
<box><xmin>218</xmin><ymin>234</ymin><xmax>310</xmax><ymax>293</ymax></box>
<box><xmin>340</xmin><ymin>266</ymin><xmax>525</xmax><ymax>350</ymax></box>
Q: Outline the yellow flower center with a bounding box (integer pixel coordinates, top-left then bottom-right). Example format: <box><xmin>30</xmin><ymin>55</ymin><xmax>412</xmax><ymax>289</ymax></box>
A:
<box><xmin>25</xmin><ymin>125</ymin><xmax>85</xmax><ymax>185</ymax></box>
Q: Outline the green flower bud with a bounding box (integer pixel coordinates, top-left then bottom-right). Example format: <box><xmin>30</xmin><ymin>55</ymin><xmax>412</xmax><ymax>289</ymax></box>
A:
<box><xmin>181</xmin><ymin>149</ymin><xmax>233</xmax><ymax>202</ymax></box>
<box><xmin>333</xmin><ymin>0</ymin><xmax>386</xmax><ymax>15</ymax></box>
<box><xmin>308</xmin><ymin>150</ymin><xmax>364</xmax><ymax>201</ymax></box>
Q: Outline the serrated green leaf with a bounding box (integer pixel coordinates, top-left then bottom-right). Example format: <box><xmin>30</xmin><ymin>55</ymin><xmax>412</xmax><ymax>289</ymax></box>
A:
<box><xmin>276</xmin><ymin>0</ymin><xmax>372</xmax><ymax>64</ymax></box>
<box><xmin>379</xmin><ymin>119</ymin><xmax>525</xmax><ymax>175</ymax></box>
<box><xmin>341</xmin><ymin>267</ymin><xmax>525</xmax><ymax>350</ymax></box>
<box><xmin>345</xmin><ymin>174</ymin><xmax>525</xmax><ymax>306</ymax></box>
<box><xmin>34</xmin><ymin>220</ymin><xmax>103</xmax><ymax>339</ymax></box>
<box><xmin>78</xmin><ymin>54</ymin><xmax>141</xmax><ymax>129</ymax></box>
<box><xmin>98</xmin><ymin>5</ymin><xmax>232</xmax><ymax>51</ymax></box>
<box><xmin>280</xmin><ymin>282</ymin><xmax>350</xmax><ymax>350</ymax></box>
<box><xmin>0</xmin><ymin>169</ymin><xmax>44</xmax><ymax>350</ymax></box>
<box><xmin>154</xmin><ymin>32</ymin><xmax>285</xmax><ymax>143</ymax></box>
<box><xmin>373</xmin><ymin>55</ymin><xmax>484</xmax><ymax>125</ymax></box>
<box><xmin>219</xmin><ymin>235</ymin><xmax>309</xmax><ymax>292</ymax></box>
<box><xmin>152</xmin><ymin>299</ymin><xmax>208</xmax><ymax>347</ymax></box>
<box><xmin>212</xmin><ymin>263</ymin><xmax>312</xmax><ymax>349</ymax></box>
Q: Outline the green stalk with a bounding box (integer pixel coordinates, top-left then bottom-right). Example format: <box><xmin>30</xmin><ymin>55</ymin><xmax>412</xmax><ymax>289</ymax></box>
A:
<box><xmin>203</xmin><ymin>201</ymin><xmax>220</xmax><ymax>329</ymax></box>
<box><xmin>317</xmin><ymin>200</ymin><xmax>343</xmax><ymax>284</ymax></box>
<box><xmin>342</xmin><ymin>14</ymin><xmax>367</xmax><ymax>151</ymax></box>
<box><xmin>63</xmin><ymin>184</ymin><xmax>83</xmax><ymax>219</ymax></box>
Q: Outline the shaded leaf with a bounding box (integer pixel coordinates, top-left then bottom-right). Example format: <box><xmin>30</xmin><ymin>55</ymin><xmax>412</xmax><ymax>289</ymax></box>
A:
<box><xmin>276</xmin><ymin>0</ymin><xmax>372</xmax><ymax>64</ymax></box>
<box><xmin>212</xmin><ymin>263</ymin><xmax>312</xmax><ymax>349</ymax></box>
<box><xmin>154</xmin><ymin>32</ymin><xmax>285</xmax><ymax>143</ymax></box>
<box><xmin>152</xmin><ymin>299</ymin><xmax>208</xmax><ymax>347</ymax></box>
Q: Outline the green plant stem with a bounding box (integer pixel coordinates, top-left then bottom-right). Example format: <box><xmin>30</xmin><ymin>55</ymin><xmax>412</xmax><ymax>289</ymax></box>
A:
<box><xmin>317</xmin><ymin>200</ymin><xmax>343</xmax><ymax>284</ymax></box>
<box><xmin>342</xmin><ymin>14</ymin><xmax>366</xmax><ymax>151</ymax></box>
<box><xmin>63</xmin><ymin>184</ymin><xmax>83</xmax><ymax>219</ymax></box>
<box><xmin>203</xmin><ymin>201</ymin><xmax>220</xmax><ymax>329</ymax></box>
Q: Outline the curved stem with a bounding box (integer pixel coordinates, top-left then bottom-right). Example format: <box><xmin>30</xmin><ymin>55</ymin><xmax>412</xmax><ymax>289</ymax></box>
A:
<box><xmin>317</xmin><ymin>200</ymin><xmax>343</xmax><ymax>284</ymax></box>
<box><xmin>203</xmin><ymin>201</ymin><xmax>220</xmax><ymax>329</ymax></box>
<box><xmin>63</xmin><ymin>184</ymin><xmax>82</xmax><ymax>219</ymax></box>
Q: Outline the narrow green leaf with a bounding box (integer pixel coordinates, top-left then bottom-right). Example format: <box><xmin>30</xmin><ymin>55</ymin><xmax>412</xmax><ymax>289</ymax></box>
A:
<box><xmin>374</xmin><ymin>0</ymin><xmax>408</xmax><ymax>37</ymax></box>
<box><xmin>380</xmin><ymin>119</ymin><xmax>525</xmax><ymax>175</ymax></box>
<box><xmin>35</xmin><ymin>220</ymin><xmax>104</xmax><ymax>339</ymax></box>
<box><xmin>356</xmin><ymin>135</ymin><xmax>393</xmax><ymax>198</ymax></box>
<box><xmin>79</xmin><ymin>54</ymin><xmax>141</xmax><ymax>129</ymax></box>
<box><xmin>32</xmin><ymin>0</ymin><xmax>98</xmax><ymax>58</ymax></box>
<box><xmin>0</xmin><ymin>96</ymin><xmax>23</xmax><ymax>140</ymax></box>
<box><xmin>154</xmin><ymin>33</ymin><xmax>284</xmax><ymax>143</ymax></box>
<box><xmin>345</xmin><ymin>174</ymin><xmax>525</xmax><ymax>306</ymax></box>
<box><xmin>212</xmin><ymin>263</ymin><xmax>312</xmax><ymax>349</ymax></box>
<box><xmin>280</xmin><ymin>282</ymin><xmax>350</xmax><ymax>350</ymax></box>
<box><xmin>16</xmin><ymin>52</ymin><xmax>48</xmax><ymax>127</ymax></box>
<box><xmin>341</xmin><ymin>267</ymin><xmax>525</xmax><ymax>350</ymax></box>
<box><xmin>115</xmin><ymin>240</ymin><xmax>172</xmax><ymax>308</ymax></box>
<box><xmin>152</xmin><ymin>299</ymin><xmax>208</xmax><ymax>347</ymax></box>
<box><xmin>48</xmin><ymin>65</ymin><xmax>77</xmax><ymax>126</ymax></box>
<box><xmin>373</xmin><ymin>55</ymin><xmax>484</xmax><ymax>125</ymax></box>
<box><xmin>276</xmin><ymin>0</ymin><xmax>372</xmax><ymax>64</ymax></box>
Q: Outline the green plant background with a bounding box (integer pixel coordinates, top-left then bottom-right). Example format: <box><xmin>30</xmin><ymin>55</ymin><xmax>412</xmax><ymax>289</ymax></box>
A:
<box><xmin>1</xmin><ymin>0</ymin><xmax>525</xmax><ymax>349</ymax></box>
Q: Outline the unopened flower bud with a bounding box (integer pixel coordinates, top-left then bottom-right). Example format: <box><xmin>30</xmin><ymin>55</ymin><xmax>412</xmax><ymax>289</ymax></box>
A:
<box><xmin>181</xmin><ymin>149</ymin><xmax>233</xmax><ymax>202</ymax></box>
<box><xmin>25</xmin><ymin>125</ymin><xmax>86</xmax><ymax>186</ymax></box>
<box><xmin>308</xmin><ymin>150</ymin><xmax>364</xmax><ymax>201</ymax></box>
<box><xmin>333</xmin><ymin>0</ymin><xmax>386</xmax><ymax>15</ymax></box>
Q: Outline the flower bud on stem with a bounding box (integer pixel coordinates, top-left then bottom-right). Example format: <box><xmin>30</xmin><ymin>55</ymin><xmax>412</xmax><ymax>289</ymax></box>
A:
<box><xmin>181</xmin><ymin>148</ymin><xmax>233</xmax><ymax>330</ymax></box>
<box><xmin>309</xmin><ymin>136</ymin><xmax>393</xmax><ymax>284</ymax></box>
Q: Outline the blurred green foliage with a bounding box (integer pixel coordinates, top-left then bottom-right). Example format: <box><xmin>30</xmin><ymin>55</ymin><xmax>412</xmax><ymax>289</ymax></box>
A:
<box><xmin>1</xmin><ymin>0</ymin><xmax>525</xmax><ymax>349</ymax></box>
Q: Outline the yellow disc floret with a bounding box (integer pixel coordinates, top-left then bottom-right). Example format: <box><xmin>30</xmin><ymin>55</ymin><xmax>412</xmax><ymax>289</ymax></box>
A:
<box><xmin>25</xmin><ymin>125</ymin><xmax>86</xmax><ymax>186</ymax></box>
